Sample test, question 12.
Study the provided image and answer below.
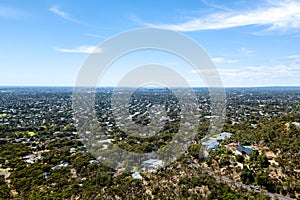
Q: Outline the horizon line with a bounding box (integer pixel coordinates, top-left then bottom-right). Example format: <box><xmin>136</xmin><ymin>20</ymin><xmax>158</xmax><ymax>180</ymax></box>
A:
<box><xmin>1</xmin><ymin>85</ymin><xmax>300</xmax><ymax>89</ymax></box>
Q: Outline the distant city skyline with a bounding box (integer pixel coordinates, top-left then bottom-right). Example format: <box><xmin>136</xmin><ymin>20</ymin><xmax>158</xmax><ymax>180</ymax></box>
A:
<box><xmin>1</xmin><ymin>0</ymin><xmax>300</xmax><ymax>87</ymax></box>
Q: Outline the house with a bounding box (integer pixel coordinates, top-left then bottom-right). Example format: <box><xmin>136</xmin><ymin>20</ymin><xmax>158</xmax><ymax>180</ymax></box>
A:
<box><xmin>201</xmin><ymin>132</ymin><xmax>233</xmax><ymax>151</ymax></box>
<box><xmin>89</xmin><ymin>160</ymin><xmax>98</xmax><ymax>164</ymax></box>
<box><xmin>70</xmin><ymin>147</ymin><xmax>76</xmax><ymax>154</ymax></box>
<box><xmin>24</xmin><ymin>158</ymin><xmax>35</xmax><ymax>164</ymax></box>
<box><xmin>236</xmin><ymin>145</ymin><xmax>257</xmax><ymax>158</ymax></box>
<box><xmin>51</xmin><ymin>162</ymin><xmax>69</xmax><ymax>170</ymax></box>
<box><xmin>43</xmin><ymin>172</ymin><xmax>50</xmax><ymax>180</ymax></box>
<box><xmin>202</xmin><ymin>140</ymin><xmax>219</xmax><ymax>151</ymax></box>
<box><xmin>292</xmin><ymin>122</ymin><xmax>300</xmax><ymax>128</ymax></box>
<box><xmin>143</xmin><ymin>159</ymin><xmax>164</xmax><ymax>172</ymax></box>
<box><xmin>22</xmin><ymin>154</ymin><xmax>42</xmax><ymax>164</ymax></box>
<box><xmin>217</xmin><ymin>132</ymin><xmax>233</xmax><ymax>140</ymax></box>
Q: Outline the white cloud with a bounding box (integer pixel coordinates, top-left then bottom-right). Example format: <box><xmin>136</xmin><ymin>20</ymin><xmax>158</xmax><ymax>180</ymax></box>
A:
<box><xmin>54</xmin><ymin>46</ymin><xmax>103</xmax><ymax>54</ymax></box>
<box><xmin>212</xmin><ymin>57</ymin><xmax>239</xmax><ymax>63</ymax></box>
<box><xmin>49</xmin><ymin>6</ymin><xmax>82</xmax><ymax>24</ymax></box>
<box><xmin>220</xmin><ymin>65</ymin><xmax>297</xmax><ymax>79</ymax></box>
<box><xmin>190</xmin><ymin>59</ymin><xmax>300</xmax><ymax>86</ymax></box>
<box><xmin>218</xmin><ymin>64</ymin><xmax>300</xmax><ymax>86</ymax></box>
<box><xmin>285</xmin><ymin>54</ymin><xmax>300</xmax><ymax>64</ymax></box>
<box><xmin>137</xmin><ymin>0</ymin><xmax>300</xmax><ymax>32</ymax></box>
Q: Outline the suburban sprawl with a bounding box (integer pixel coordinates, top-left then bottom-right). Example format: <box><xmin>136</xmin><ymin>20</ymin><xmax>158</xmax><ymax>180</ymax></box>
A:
<box><xmin>0</xmin><ymin>86</ymin><xmax>300</xmax><ymax>199</ymax></box>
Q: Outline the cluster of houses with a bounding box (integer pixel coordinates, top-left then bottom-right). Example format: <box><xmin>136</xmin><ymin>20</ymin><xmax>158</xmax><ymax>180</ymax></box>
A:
<box><xmin>200</xmin><ymin>132</ymin><xmax>258</xmax><ymax>159</ymax></box>
<box><xmin>201</xmin><ymin>132</ymin><xmax>233</xmax><ymax>152</ymax></box>
<box><xmin>225</xmin><ymin>87</ymin><xmax>300</xmax><ymax>125</ymax></box>
<box><xmin>0</xmin><ymin>87</ymin><xmax>73</xmax><ymax>130</ymax></box>
<box><xmin>1</xmin><ymin>87</ymin><xmax>299</xmax><ymax>134</ymax></box>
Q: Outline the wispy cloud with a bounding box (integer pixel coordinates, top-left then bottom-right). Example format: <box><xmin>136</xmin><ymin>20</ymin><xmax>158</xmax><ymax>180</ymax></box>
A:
<box><xmin>285</xmin><ymin>54</ymin><xmax>300</xmax><ymax>64</ymax></box>
<box><xmin>85</xmin><ymin>33</ymin><xmax>107</xmax><ymax>39</ymax></box>
<box><xmin>220</xmin><ymin>65</ymin><xmax>300</xmax><ymax>86</ymax></box>
<box><xmin>240</xmin><ymin>48</ymin><xmax>254</xmax><ymax>55</ymax></box>
<box><xmin>192</xmin><ymin>64</ymin><xmax>300</xmax><ymax>79</ymax></box>
<box><xmin>191</xmin><ymin>55</ymin><xmax>300</xmax><ymax>86</ymax></box>
<box><xmin>0</xmin><ymin>6</ymin><xmax>25</xmax><ymax>18</ymax></box>
<box><xmin>218</xmin><ymin>65</ymin><xmax>300</xmax><ymax>80</ymax></box>
<box><xmin>54</xmin><ymin>46</ymin><xmax>103</xmax><ymax>54</ymax></box>
<box><xmin>137</xmin><ymin>0</ymin><xmax>300</xmax><ymax>32</ymax></box>
<box><xmin>200</xmin><ymin>0</ymin><xmax>232</xmax><ymax>11</ymax></box>
<box><xmin>212</xmin><ymin>57</ymin><xmax>239</xmax><ymax>63</ymax></box>
<box><xmin>49</xmin><ymin>6</ymin><xmax>83</xmax><ymax>24</ymax></box>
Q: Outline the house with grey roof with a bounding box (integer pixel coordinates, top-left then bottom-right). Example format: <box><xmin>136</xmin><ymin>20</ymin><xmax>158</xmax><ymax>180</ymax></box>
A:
<box><xmin>235</xmin><ymin>145</ymin><xmax>257</xmax><ymax>158</ymax></box>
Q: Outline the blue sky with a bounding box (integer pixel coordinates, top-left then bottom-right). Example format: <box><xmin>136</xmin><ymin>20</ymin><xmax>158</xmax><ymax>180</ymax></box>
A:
<box><xmin>1</xmin><ymin>0</ymin><xmax>300</xmax><ymax>87</ymax></box>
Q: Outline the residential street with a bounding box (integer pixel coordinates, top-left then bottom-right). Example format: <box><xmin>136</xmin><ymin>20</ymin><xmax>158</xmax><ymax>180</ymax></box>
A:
<box><xmin>201</xmin><ymin>169</ymin><xmax>295</xmax><ymax>200</ymax></box>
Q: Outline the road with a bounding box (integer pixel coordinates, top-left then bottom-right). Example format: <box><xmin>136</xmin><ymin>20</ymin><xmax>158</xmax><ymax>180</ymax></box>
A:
<box><xmin>200</xmin><ymin>169</ymin><xmax>295</xmax><ymax>200</ymax></box>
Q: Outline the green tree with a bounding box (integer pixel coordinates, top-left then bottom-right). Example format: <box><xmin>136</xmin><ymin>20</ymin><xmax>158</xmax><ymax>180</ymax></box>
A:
<box><xmin>257</xmin><ymin>154</ymin><xmax>269</xmax><ymax>168</ymax></box>
<box><xmin>236</xmin><ymin>154</ymin><xmax>245</xmax><ymax>163</ymax></box>
<box><xmin>0</xmin><ymin>175</ymin><xmax>11</xmax><ymax>199</ymax></box>
<box><xmin>240</xmin><ymin>168</ymin><xmax>254</xmax><ymax>184</ymax></box>
<box><xmin>188</xmin><ymin>143</ymin><xmax>202</xmax><ymax>157</ymax></box>
<box><xmin>249</xmin><ymin>150</ymin><xmax>259</xmax><ymax>161</ymax></box>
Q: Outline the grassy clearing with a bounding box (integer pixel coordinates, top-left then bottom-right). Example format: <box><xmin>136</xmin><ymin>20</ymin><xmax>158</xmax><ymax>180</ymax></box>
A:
<box><xmin>28</xmin><ymin>132</ymin><xmax>36</xmax><ymax>137</ymax></box>
<box><xmin>0</xmin><ymin>113</ymin><xmax>10</xmax><ymax>118</ymax></box>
